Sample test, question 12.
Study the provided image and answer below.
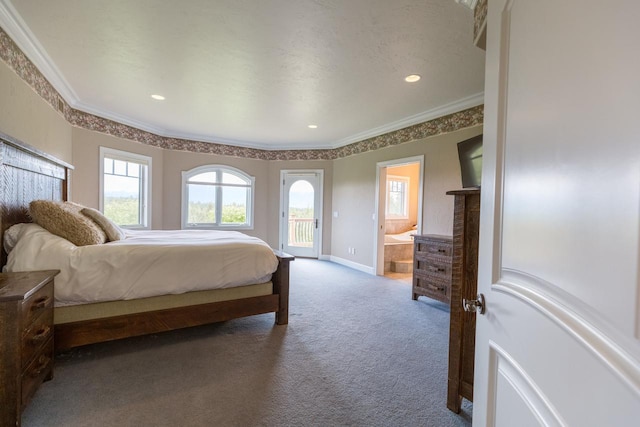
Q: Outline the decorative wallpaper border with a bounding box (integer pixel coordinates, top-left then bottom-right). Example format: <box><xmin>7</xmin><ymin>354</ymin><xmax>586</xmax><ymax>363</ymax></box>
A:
<box><xmin>0</xmin><ymin>26</ymin><xmax>69</xmax><ymax>118</ymax></box>
<box><xmin>474</xmin><ymin>0</ymin><xmax>488</xmax><ymax>41</ymax></box>
<box><xmin>0</xmin><ymin>26</ymin><xmax>483</xmax><ymax>161</ymax></box>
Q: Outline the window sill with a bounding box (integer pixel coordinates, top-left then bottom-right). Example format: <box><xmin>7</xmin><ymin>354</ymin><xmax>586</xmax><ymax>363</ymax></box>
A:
<box><xmin>183</xmin><ymin>225</ymin><xmax>254</xmax><ymax>231</ymax></box>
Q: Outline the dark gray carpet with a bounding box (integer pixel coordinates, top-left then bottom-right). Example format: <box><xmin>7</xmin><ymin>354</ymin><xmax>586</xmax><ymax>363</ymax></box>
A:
<box><xmin>22</xmin><ymin>259</ymin><xmax>472</xmax><ymax>427</ymax></box>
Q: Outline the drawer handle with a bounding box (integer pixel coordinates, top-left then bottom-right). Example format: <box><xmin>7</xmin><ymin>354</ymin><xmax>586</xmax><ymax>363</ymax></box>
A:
<box><xmin>437</xmin><ymin>249</ymin><xmax>446</xmax><ymax>253</ymax></box>
<box><xmin>427</xmin><ymin>284</ymin><xmax>445</xmax><ymax>292</ymax></box>
<box><xmin>31</xmin><ymin>296</ymin><xmax>51</xmax><ymax>311</ymax></box>
<box><xmin>428</xmin><ymin>266</ymin><xmax>446</xmax><ymax>273</ymax></box>
<box><xmin>30</xmin><ymin>326</ymin><xmax>51</xmax><ymax>344</ymax></box>
<box><xmin>30</xmin><ymin>355</ymin><xmax>50</xmax><ymax>378</ymax></box>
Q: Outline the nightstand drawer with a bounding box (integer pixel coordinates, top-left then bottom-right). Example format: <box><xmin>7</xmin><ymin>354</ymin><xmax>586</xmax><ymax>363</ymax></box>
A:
<box><xmin>21</xmin><ymin>337</ymin><xmax>54</xmax><ymax>407</ymax></box>
<box><xmin>21</xmin><ymin>282</ymin><xmax>54</xmax><ymax>327</ymax></box>
<box><xmin>22</xmin><ymin>307</ymin><xmax>53</xmax><ymax>369</ymax></box>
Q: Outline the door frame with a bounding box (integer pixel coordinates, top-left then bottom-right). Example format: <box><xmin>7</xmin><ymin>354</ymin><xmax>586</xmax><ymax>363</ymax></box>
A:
<box><xmin>373</xmin><ymin>156</ymin><xmax>424</xmax><ymax>275</ymax></box>
<box><xmin>279</xmin><ymin>169</ymin><xmax>324</xmax><ymax>258</ymax></box>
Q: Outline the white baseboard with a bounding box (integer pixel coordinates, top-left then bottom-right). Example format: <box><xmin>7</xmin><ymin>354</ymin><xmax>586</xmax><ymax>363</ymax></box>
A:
<box><xmin>326</xmin><ymin>256</ymin><xmax>376</xmax><ymax>275</ymax></box>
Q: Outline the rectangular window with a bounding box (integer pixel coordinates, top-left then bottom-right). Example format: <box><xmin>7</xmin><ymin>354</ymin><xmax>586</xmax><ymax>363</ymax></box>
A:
<box><xmin>100</xmin><ymin>147</ymin><xmax>151</xmax><ymax>228</ymax></box>
<box><xmin>386</xmin><ymin>175</ymin><xmax>409</xmax><ymax>219</ymax></box>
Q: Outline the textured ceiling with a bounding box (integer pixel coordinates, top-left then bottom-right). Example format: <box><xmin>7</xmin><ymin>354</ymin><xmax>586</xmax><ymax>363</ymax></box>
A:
<box><xmin>0</xmin><ymin>0</ymin><xmax>485</xmax><ymax>149</ymax></box>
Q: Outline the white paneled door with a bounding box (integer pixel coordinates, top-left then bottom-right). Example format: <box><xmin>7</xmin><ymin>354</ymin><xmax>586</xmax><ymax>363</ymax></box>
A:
<box><xmin>280</xmin><ymin>171</ymin><xmax>322</xmax><ymax>258</ymax></box>
<box><xmin>474</xmin><ymin>1</ymin><xmax>640</xmax><ymax>425</ymax></box>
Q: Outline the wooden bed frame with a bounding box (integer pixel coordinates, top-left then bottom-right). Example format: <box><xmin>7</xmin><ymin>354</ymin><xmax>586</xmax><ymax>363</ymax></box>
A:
<box><xmin>0</xmin><ymin>131</ymin><xmax>293</xmax><ymax>352</ymax></box>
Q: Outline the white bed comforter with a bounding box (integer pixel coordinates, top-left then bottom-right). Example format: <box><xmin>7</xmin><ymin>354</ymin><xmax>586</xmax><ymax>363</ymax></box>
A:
<box><xmin>4</xmin><ymin>224</ymin><xmax>279</xmax><ymax>306</ymax></box>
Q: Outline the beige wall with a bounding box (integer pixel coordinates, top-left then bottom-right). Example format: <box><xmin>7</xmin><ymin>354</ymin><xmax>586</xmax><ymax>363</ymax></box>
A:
<box><xmin>69</xmin><ymin>129</ymin><xmax>334</xmax><ymax>249</ymax></box>
<box><xmin>70</xmin><ymin>126</ymin><xmax>333</xmax><ymax>251</ymax></box>
<box><xmin>331</xmin><ymin>124</ymin><xmax>483</xmax><ymax>268</ymax></box>
<box><xmin>0</xmin><ymin>60</ymin><xmax>72</xmax><ymax>163</ymax></box>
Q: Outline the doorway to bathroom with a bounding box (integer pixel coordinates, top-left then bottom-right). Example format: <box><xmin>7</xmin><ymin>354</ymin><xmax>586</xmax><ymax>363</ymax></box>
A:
<box><xmin>373</xmin><ymin>156</ymin><xmax>424</xmax><ymax>281</ymax></box>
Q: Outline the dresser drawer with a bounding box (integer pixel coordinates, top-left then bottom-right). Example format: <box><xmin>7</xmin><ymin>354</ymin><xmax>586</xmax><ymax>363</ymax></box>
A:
<box><xmin>21</xmin><ymin>337</ymin><xmax>54</xmax><ymax>407</ymax></box>
<box><xmin>21</xmin><ymin>281</ymin><xmax>54</xmax><ymax>327</ymax></box>
<box><xmin>22</xmin><ymin>307</ymin><xmax>54</xmax><ymax>369</ymax></box>
<box><xmin>423</xmin><ymin>240</ymin><xmax>452</xmax><ymax>258</ymax></box>
<box><xmin>415</xmin><ymin>258</ymin><xmax>452</xmax><ymax>280</ymax></box>
<box><xmin>414</xmin><ymin>275</ymin><xmax>450</xmax><ymax>302</ymax></box>
<box><xmin>414</xmin><ymin>235</ymin><xmax>453</xmax><ymax>259</ymax></box>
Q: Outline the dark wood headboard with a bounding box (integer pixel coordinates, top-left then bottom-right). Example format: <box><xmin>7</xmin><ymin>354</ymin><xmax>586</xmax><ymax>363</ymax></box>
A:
<box><xmin>0</xmin><ymin>131</ymin><xmax>73</xmax><ymax>267</ymax></box>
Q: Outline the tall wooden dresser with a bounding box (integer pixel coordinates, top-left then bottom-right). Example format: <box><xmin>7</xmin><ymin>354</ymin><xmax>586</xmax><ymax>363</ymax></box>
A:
<box><xmin>445</xmin><ymin>189</ymin><xmax>481</xmax><ymax>413</ymax></box>
<box><xmin>0</xmin><ymin>270</ymin><xmax>58</xmax><ymax>426</ymax></box>
<box><xmin>412</xmin><ymin>234</ymin><xmax>453</xmax><ymax>304</ymax></box>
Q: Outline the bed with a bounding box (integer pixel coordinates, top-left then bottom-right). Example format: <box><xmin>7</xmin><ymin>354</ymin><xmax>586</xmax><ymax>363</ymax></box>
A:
<box><xmin>0</xmin><ymin>131</ymin><xmax>294</xmax><ymax>351</ymax></box>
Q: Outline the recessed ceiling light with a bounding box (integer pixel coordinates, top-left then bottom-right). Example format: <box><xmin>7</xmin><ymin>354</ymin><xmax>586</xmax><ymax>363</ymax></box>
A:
<box><xmin>308</xmin><ymin>124</ymin><xmax>318</xmax><ymax>129</ymax></box>
<box><xmin>404</xmin><ymin>74</ymin><xmax>421</xmax><ymax>83</ymax></box>
<box><xmin>151</xmin><ymin>94</ymin><xmax>165</xmax><ymax>100</ymax></box>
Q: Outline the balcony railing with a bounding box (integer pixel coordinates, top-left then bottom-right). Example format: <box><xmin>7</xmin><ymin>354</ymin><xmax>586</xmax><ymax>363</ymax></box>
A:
<box><xmin>288</xmin><ymin>217</ymin><xmax>314</xmax><ymax>247</ymax></box>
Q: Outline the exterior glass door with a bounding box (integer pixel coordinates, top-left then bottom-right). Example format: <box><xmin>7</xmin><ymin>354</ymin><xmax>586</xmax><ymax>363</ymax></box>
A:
<box><xmin>281</xmin><ymin>172</ymin><xmax>321</xmax><ymax>258</ymax></box>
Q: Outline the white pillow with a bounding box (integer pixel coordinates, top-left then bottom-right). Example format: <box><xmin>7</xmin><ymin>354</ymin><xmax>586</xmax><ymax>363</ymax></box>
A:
<box><xmin>81</xmin><ymin>207</ymin><xmax>126</xmax><ymax>242</ymax></box>
<box><xmin>3</xmin><ymin>223</ymin><xmax>26</xmax><ymax>254</ymax></box>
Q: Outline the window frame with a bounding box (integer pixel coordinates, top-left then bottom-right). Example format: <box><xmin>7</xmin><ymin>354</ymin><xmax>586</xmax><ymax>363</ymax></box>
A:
<box><xmin>386</xmin><ymin>175</ymin><xmax>410</xmax><ymax>220</ymax></box>
<box><xmin>99</xmin><ymin>146</ymin><xmax>152</xmax><ymax>229</ymax></box>
<box><xmin>181</xmin><ymin>164</ymin><xmax>255</xmax><ymax>230</ymax></box>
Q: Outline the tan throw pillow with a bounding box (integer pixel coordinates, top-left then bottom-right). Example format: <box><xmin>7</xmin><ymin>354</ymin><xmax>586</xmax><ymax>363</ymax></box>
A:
<box><xmin>29</xmin><ymin>200</ymin><xmax>107</xmax><ymax>246</ymax></box>
<box><xmin>81</xmin><ymin>207</ymin><xmax>126</xmax><ymax>242</ymax></box>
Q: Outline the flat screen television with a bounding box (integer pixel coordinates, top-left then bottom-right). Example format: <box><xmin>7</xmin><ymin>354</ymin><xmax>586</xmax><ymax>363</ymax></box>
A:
<box><xmin>457</xmin><ymin>135</ymin><xmax>483</xmax><ymax>189</ymax></box>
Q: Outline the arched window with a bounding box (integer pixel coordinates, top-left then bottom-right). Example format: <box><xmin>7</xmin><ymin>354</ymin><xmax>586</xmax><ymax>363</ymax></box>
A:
<box><xmin>181</xmin><ymin>165</ymin><xmax>254</xmax><ymax>229</ymax></box>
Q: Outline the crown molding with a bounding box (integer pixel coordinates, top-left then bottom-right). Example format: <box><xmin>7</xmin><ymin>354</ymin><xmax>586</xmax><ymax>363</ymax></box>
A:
<box><xmin>330</xmin><ymin>92</ymin><xmax>484</xmax><ymax>149</ymax></box>
<box><xmin>0</xmin><ymin>0</ymin><xmax>79</xmax><ymax>104</ymax></box>
<box><xmin>139</xmin><ymin>91</ymin><xmax>485</xmax><ymax>151</ymax></box>
<box><xmin>74</xmin><ymin>98</ymin><xmax>322</xmax><ymax>151</ymax></box>
<box><xmin>73</xmin><ymin>92</ymin><xmax>484</xmax><ymax>151</ymax></box>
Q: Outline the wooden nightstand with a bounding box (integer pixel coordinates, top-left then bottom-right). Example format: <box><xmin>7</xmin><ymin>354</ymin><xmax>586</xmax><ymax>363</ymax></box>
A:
<box><xmin>0</xmin><ymin>270</ymin><xmax>58</xmax><ymax>427</ymax></box>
